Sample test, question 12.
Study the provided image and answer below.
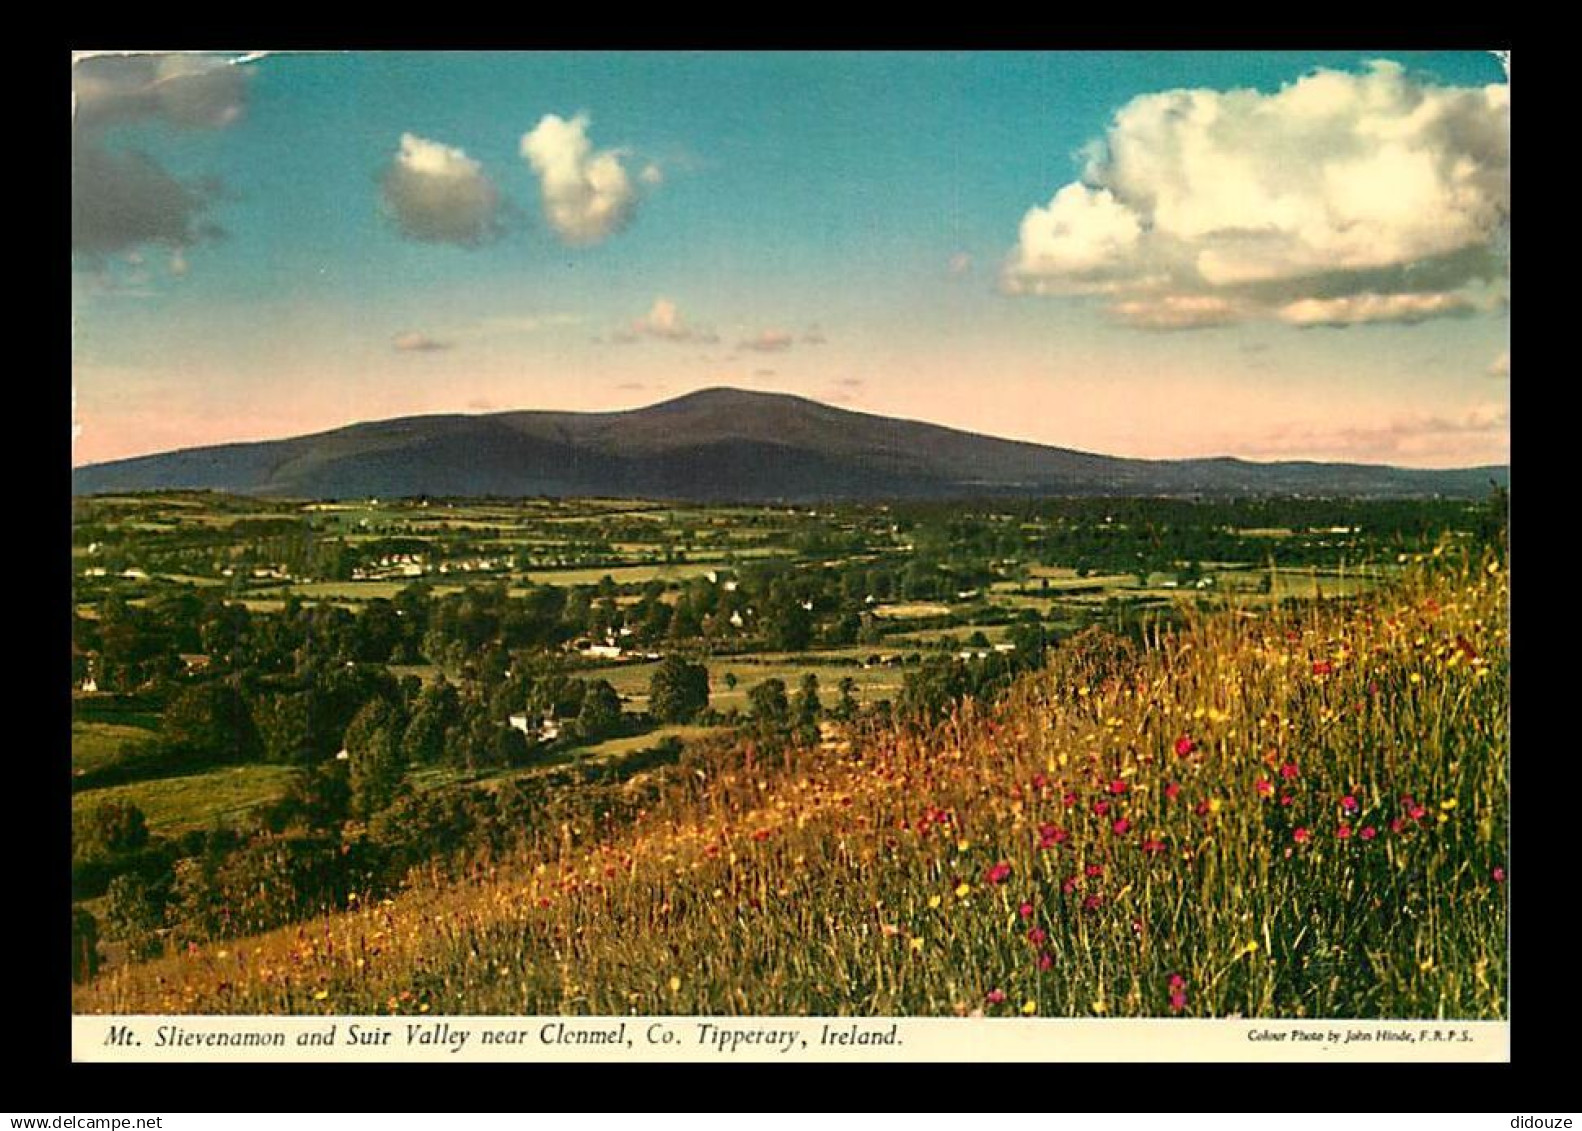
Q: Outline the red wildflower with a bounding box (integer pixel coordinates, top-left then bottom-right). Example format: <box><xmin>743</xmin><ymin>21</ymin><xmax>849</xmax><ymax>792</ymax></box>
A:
<box><xmin>1337</xmin><ymin>824</ymin><xmax>1352</xmax><ymax>840</ymax></box>
<box><xmin>1492</xmin><ymin>866</ymin><xmax>1506</xmax><ymax>883</ymax></box>
<box><xmin>1062</xmin><ymin>791</ymin><xmax>1078</xmax><ymax>808</ymax></box>
<box><xmin>986</xmin><ymin>988</ymin><xmax>1006</xmax><ymax>1004</ymax></box>
<box><xmin>1142</xmin><ymin>837</ymin><xmax>1166</xmax><ymax>855</ymax></box>
<box><xmin>1293</xmin><ymin>827</ymin><xmax>1311</xmax><ymax>844</ymax></box>
<box><xmin>1108</xmin><ymin>779</ymin><xmax>1128</xmax><ymax>795</ymax></box>
<box><xmin>1390</xmin><ymin>818</ymin><xmax>1407</xmax><ymax>834</ymax></box>
<box><xmin>1342</xmin><ymin>795</ymin><xmax>1359</xmax><ymax>812</ymax></box>
<box><xmin>1168</xmin><ymin>973</ymin><xmax>1186</xmax><ymax>991</ymax></box>
<box><xmin>1062</xmin><ymin>877</ymin><xmax>1079</xmax><ymax>895</ymax></box>
<box><xmin>1085</xmin><ymin>863</ymin><xmax>1104</xmax><ymax>878</ymax></box>
<box><xmin>1279</xmin><ymin>762</ymin><xmax>1299</xmax><ymax>780</ymax></box>
<box><xmin>1256</xmin><ymin>778</ymin><xmax>1274</xmax><ymax>796</ymax></box>
<box><xmin>1279</xmin><ymin>793</ymin><xmax>1295</xmax><ymax>807</ymax></box>
<box><xmin>985</xmin><ymin>861</ymin><xmax>1013</xmax><ymax>885</ymax></box>
<box><xmin>1082</xmin><ymin>894</ymin><xmax>1103</xmax><ymax>911</ymax></box>
<box><xmin>1194</xmin><ymin>800</ymin><xmax>1211</xmax><ymax>817</ymax></box>
<box><xmin>1027</xmin><ymin>927</ymin><xmax>1047</xmax><ymax>946</ymax></box>
<box><xmin>1170</xmin><ymin>990</ymin><xmax>1188</xmax><ymax>1013</ymax></box>
<box><xmin>1360</xmin><ymin>826</ymin><xmax>1377</xmax><ymax>841</ymax></box>
<box><xmin>1312</xmin><ymin>660</ymin><xmax>1332</xmax><ymax>676</ymax></box>
<box><xmin>1174</xmin><ymin>735</ymin><xmax>1195</xmax><ymax>757</ymax></box>
<box><xmin>1165</xmin><ymin>781</ymin><xmax>1181</xmax><ymax>801</ymax></box>
<box><xmin>1032</xmin><ymin>773</ymin><xmax>1047</xmax><ymax>790</ymax></box>
<box><xmin>1112</xmin><ymin>818</ymin><xmax>1131</xmax><ymax>836</ymax></box>
<box><xmin>1037</xmin><ymin>951</ymin><xmax>1053</xmax><ymax>971</ymax></box>
<box><xmin>1093</xmin><ymin>799</ymin><xmax>1111</xmax><ymax>817</ymax></box>
<box><xmin>1019</xmin><ymin>901</ymin><xmax>1035</xmax><ymax>919</ymax></box>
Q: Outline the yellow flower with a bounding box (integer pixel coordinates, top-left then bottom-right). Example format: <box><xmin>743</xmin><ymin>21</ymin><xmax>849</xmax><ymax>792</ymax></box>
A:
<box><xmin>1021</xmin><ymin>1000</ymin><xmax>1037</xmax><ymax>1016</ymax></box>
<box><xmin>1091</xmin><ymin>999</ymin><xmax>1108</xmax><ymax>1014</ymax></box>
<box><xmin>669</xmin><ymin>975</ymin><xmax>682</xmax><ymax>992</ymax></box>
<box><xmin>312</xmin><ymin>989</ymin><xmax>329</xmax><ymax>1001</ymax></box>
<box><xmin>1242</xmin><ymin>940</ymin><xmax>1260</xmax><ymax>957</ymax></box>
<box><xmin>956</xmin><ymin>839</ymin><xmax>971</xmax><ymax>853</ymax></box>
<box><xmin>1440</xmin><ymin>798</ymin><xmax>1458</xmax><ymax>811</ymax></box>
<box><xmin>928</xmin><ymin>895</ymin><xmax>942</xmax><ymax>909</ymax></box>
<box><xmin>910</xmin><ymin>937</ymin><xmax>925</xmax><ymax>952</ymax></box>
<box><xmin>954</xmin><ymin>882</ymin><xmax>972</xmax><ymax>898</ymax></box>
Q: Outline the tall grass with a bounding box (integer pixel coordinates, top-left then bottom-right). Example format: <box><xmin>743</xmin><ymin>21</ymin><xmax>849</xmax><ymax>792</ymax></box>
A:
<box><xmin>75</xmin><ymin>552</ymin><xmax>1507</xmax><ymax>1018</ymax></box>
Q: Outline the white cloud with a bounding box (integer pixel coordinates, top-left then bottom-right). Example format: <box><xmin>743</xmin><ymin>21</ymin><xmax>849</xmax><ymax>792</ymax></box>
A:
<box><xmin>621</xmin><ymin>298</ymin><xmax>717</xmax><ymax>344</ymax></box>
<box><xmin>640</xmin><ymin>163</ymin><xmax>664</xmax><ymax>186</ymax></box>
<box><xmin>392</xmin><ymin>331</ymin><xmax>451</xmax><ymax>352</ymax></box>
<box><xmin>381</xmin><ymin>133</ymin><xmax>505</xmax><ymax>247</ymax></box>
<box><xmin>521</xmin><ymin>114</ymin><xmax>639</xmax><ymax>246</ymax></box>
<box><xmin>1278</xmin><ymin>292</ymin><xmax>1477</xmax><ymax>328</ymax></box>
<box><xmin>738</xmin><ymin>329</ymin><xmax>795</xmax><ymax>353</ymax></box>
<box><xmin>1004</xmin><ymin>61</ymin><xmax>1509</xmax><ymax>329</ymax></box>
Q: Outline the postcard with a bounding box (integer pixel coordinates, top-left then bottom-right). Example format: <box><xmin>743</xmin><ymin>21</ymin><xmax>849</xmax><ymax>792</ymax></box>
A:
<box><xmin>69</xmin><ymin>48</ymin><xmax>1510</xmax><ymax>1064</ymax></box>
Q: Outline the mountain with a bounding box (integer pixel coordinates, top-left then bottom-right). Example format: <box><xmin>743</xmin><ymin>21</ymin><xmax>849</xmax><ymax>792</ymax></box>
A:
<box><xmin>71</xmin><ymin>387</ymin><xmax>1509</xmax><ymax>501</ymax></box>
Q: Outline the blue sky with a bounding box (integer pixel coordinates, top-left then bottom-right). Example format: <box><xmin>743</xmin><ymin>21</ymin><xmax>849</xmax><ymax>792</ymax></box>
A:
<box><xmin>71</xmin><ymin>50</ymin><xmax>1509</xmax><ymax>467</ymax></box>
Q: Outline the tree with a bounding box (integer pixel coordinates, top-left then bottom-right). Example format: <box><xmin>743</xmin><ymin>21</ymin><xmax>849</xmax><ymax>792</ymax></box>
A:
<box><xmin>834</xmin><ymin>676</ymin><xmax>859</xmax><ymax>720</ymax></box>
<box><xmin>793</xmin><ymin>673</ymin><xmax>822</xmax><ymax>726</ymax></box>
<box><xmin>72</xmin><ymin>906</ymin><xmax>100</xmax><ymax>984</ymax></box>
<box><xmin>104</xmin><ymin>874</ymin><xmax>165</xmax><ymax>960</ymax></box>
<box><xmin>648</xmin><ymin>656</ymin><xmax>709</xmax><ymax>724</ymax></box>
<box><xmin>344</xmin><ymin>697</ymin><xmax>407</xmax><ymax>819</ymax></box>
<box><xmin>749</xmin><ymin>678</ymin><xmax>790</xmax><ymax>731</ymax></box>
<box><xmin>577</xmin><ymin>679</ymin><xmax>622</xmax><ymax>740</ymax></box>
<box><xmin>75</xmin><ymin>799</ymin><xmax>149</xmax><ymax>861</ymax></box>
<box><xmin>162</xmin><ymin>682</ymin><xmax>263</xmax><ymax>764</ymax></box>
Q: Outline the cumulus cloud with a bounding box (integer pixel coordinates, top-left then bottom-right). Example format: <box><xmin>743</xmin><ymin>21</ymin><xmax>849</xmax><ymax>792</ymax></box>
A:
<box><xmin>74</xmin><ymin>52</ymin><xmax>248</xmax><ymax>131</ymax></box>
<box><xmin>1488</xmin><ymin>350</ymin><xmax>1510</xmax><ymax>379</ymax></box>
<box><xmin>392</xmin><ymin>331</ymin><xmax>452</xmax><ymax>352</ymax></box>
<box><xmin>1003</xmin><ymin>61</ymin><xmax>1509</xmax><ymax>329</ymax></box>
<box><xmin>72</xmin><ymin>137</ymin><xmax>227</xmax><ymax>257</ymax></box>
<box><xmin>381</xmin><ymin>133</ymin><xmax>505</xmax><ymax>248</ymax></box>
<box><xmin>1239</xmin><ymin>402</ymin><xmax>1509</xmax><ymax>464</ymax></box>
<box><xmin>520</xmin><ymin>114</ymin><xmax>640</xmax><ymax>246</ymax></box>
<box><xmin>618</xmin><ymin>298</ymin><xmax>717</xmax><ymax>344</ymax></box>
<box><xmin>1278</xmin><ymin>292</ymin><xmax>1478</xmax><ymax>328</ymax></box>
<box><xmin>639</xmin><ymin>163</ymin><xmax>664</xmax><ymax>186</ymax></box>
<box><xmin>71</xmin><ymin>53</ymin><xmax>251</xmax><ymax>262</ymax></box>
<box><xmin>738</xmin><ymin>329</ymin><xmax>795</xmax><ymax>353</ymax></box>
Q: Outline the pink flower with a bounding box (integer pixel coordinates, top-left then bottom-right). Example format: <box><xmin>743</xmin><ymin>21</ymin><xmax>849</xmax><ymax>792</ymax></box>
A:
<box><xmin>1390</xmin><ymin>818</ymin><xmax>1407</xmax><ymax>835</ymax></box>
<box><xmin>1082</xmin><ymin>894</ymin><xmax>1103</xmax><ymax>911</ymax></box>
<box><xmin>1341</xmin><ymin>795</ymin><xmax>1359</xmax><ymax>813</ymax></box>
<box><xmin>1293</xmin><ymin>827</ymin><xmax>1311</xmax><ymax>844</ymax></box>
<box><xmin>1027</xmin><ymin>927</ymin><xmax>1047</xmax><ymax>945</ymax></box>
<box><xmin>1019</xmin><ymin>901</ymin><xmax>1035</xmax><ymax>920</ymax></box>
<box><xmin>1168</xmin><ymin>973</ymin><xmax>1187</xmax><ymax>991</ymax></box>
<box><xmin>1279</xmin><ymin>762</ymin><xmax>1299</xmax><ymax>780</ymax></box>
<box><xmin>1085</xmin><ymin>863</ymin><xmax>1104</xmax><ymax>878</ymax></box>
<box><xmin>1170</xmin><ymin>990</ymin><xmax>1188</xmax><ymax>1013</ymax></box>
<box><xmin>1360</xmin><ymin>826</ymin><xmax>1377</xmax><ymax>841</ymax></box>
<box><xmin>1037</xmin><ymin>951</ymin><xmax>1053</xmax><ymax>971</ymax></box>
<box><xmin>1256</xmin><ymin>778</ymin><xmax>1274</xmax><ymax>797</ymax></box>
<box><xmin>1062</xmin><ymin>791</ymin><xmax>1078</xmax><ymax>808</ymax></box>
<box><xmin>1337</xmin><ymin>824</ymin><xmax>1352</xmax><ymax>840</ymax></box>
<box><xmin>1093</xmin><ymin>799</ymin><xmax>1111</xmax><ymax>817</ymax></box>
<box><xmin>1142</xmin><ymin>837</ymin><xmax>1166</xmax><ymax>855</ymax></box>
<box><xmin>985</xmin><ymin>861</ymin><xmax>1013</xmax><ymax>885</ymax></box>
<box><xmin>1111</xmin><ymin>818</ymin><xmax>1131</xmax><ymax>836</ymax></box>
<box><xmin>1165</xmin><ymin>781</ymin><xmax>1181</xmax><ymax>802</ymax></box>
<box><xmin>1108</xmin><ymin>779</ymin><xmax>1128</xmax><ymax>796</ymax></box>
<box><xmin>1174</xmin><ymin>735</ymin><xmax>1195</xmax><ymax>757</ymax></box>
<box><xmin>1312</xmin><ymin>660</ymin><xmax>1332</xmax><ymax>677</ymax></box>
<box><xmin>986</xmin><ymin>988</ymin><xmax>1006</xmax><ymax>1004</ymax></box>
<box><xmin>1492</xmin><ymin>866</ymin><xmax>1506</xmax><ymax>883</ymax></box>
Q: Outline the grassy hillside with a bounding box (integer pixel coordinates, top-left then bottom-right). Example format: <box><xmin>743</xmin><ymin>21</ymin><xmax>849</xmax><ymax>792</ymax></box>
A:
<box><xmin>75</xmin><ymin>552</ymin><xmax>1508</xmax><ymax>1018</ymax></box>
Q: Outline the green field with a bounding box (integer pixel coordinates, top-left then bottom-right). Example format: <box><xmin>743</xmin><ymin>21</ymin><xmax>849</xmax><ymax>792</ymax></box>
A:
<box><xmin>71</xmin><ymin>722</ymin><xmax>157</xmax><ymax>776</ymax></box>
<box><xmin>72</xmin><ymin>765</ymin><xmax>298</xmax><ymax>836</ymax></box>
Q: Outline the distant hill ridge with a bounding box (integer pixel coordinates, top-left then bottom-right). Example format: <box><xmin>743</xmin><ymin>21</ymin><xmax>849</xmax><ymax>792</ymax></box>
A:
<box><xmin>71</xmin><ymin>387</ymin><xmax>1509</xmax><ymax>501</ymax></box>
